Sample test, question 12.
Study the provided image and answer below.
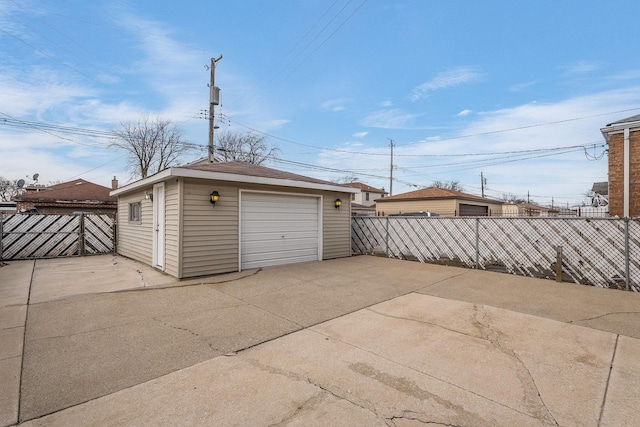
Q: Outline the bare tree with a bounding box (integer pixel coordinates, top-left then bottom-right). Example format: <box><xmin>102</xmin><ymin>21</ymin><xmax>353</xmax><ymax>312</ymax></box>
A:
<box><xmin>500</xmin><ymin>193</ymin><xmax>528</xmax><ymax>204</ymax></box>
<box><xmin>112</xmin><ymin>116</ymin><xmax>192</xmax><ymax>179</ymax></box>
<box><xmin>334</xmin><ymin>175</ymin><xmax>360</xmax><ymax>184</ymax></box>
<box><xmin>0</xmin><ymin>177</ymin><xmax>25</xmax><ymax>202</ymax></box>
<box><xmin>216</xmin><ymin>132</ymin><xmax>279</xmax><ymax>165</ymax></box>
<box><xmin>432</xmin><ymin>180</ymin><xmax>464</xmax><ymax>192</ymax></box>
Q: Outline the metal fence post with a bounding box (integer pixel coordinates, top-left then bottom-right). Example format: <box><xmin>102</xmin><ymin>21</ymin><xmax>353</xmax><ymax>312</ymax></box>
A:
<box><xmin>475</xmin><ymin>218</ymin><xmax>480</xmax><ymax>268</ymax></box>
<box><xmin>78</xmin><ymin>213</ymin><xmax>85</xmax><ymax>257</ymax></box>
<box><xmin>112</xmin><ymin>214</ymin><xmax>117</xmax><ymax>254</ymax></box>
<box><xmin>625</xmin><ymin>218</ymin><xmax>630</xmax><ymax>291</ymax></box>
<box><xmin>385</xmin><ymin>216</ymin><xmax>390</xmax><ymax>257</ymax></box>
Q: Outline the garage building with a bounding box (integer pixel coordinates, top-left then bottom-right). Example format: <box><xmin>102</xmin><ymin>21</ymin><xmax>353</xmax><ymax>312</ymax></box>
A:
<box><xmin>111</xmin><ymin>160</ymin><xmax>357</xmax><ymax>279</ymax></box>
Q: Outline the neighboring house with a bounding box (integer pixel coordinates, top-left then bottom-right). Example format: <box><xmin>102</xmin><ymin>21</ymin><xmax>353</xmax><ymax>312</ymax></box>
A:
<box><xmin>110</xmin><ymin>159</ymin><xmax>358</xmax><ymax>279</ymax></box>
<box><xmin>375</xmin><ymin>187</ymin><xmax>503</xmax><ymax>217</ymax></box>
<box><xmin>590</xmin><ymin>181</ymin><xmax>609</xmax><ymax>207</ymax></box>
<box><xmin>351</xmin><ymin>202</ymin><xmax>376</xmax><ymax>217</ymax></box>
<box><xmin>343</xmin><ymin>182</ymin><xmax>387</xmax><ymax>207</ymax></box>
<box><xmin>501</xmin><ymin>202</ymin><xmax>550</xmax><ymax>217</ymax></box>
<box><xmin>13</xmin><ymin>178</ymin><xmax>118</xmax><ymax>215</ymax></box>
<box><xmin>601</xmin><ymin>115</ymin><xmax>640</xmax><ymax>217</ymax></box>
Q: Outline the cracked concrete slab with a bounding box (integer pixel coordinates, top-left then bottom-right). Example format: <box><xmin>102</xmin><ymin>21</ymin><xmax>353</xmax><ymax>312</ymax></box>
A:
<box><xmin>0</xmin><ymin>260</ymin><xmax>32</xmax><ymax>427</ymax></box>
<box><xmin>22</xmin><ymin>292</ymin><xmax>630</xmax><ymax>426</ymax></box>
<box><xmin>28</xmin><ymin>255</ymin><xmax>179</xmax><ymax>304</ymax></box>
<box><xmin>598</xmin><ymin>336</ymin><xmax>640</xmax><ymax>426</ymax></box>
<box><xmin>19</xmin><ymin>284</ymin><xmax>300</xmax><ymax>422</ymax></box>
<box><xmin>7</xmin><ymin>254</ymin><xmax>640</xmax><ymax>426</ymax></box>
<box><xmin>418</xmin><ymin>268</ymin><xmax>640</xmax><ymax>339</ymax></box>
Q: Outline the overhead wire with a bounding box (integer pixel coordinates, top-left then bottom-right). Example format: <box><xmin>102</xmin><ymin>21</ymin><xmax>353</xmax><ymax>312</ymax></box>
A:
<box><xmin>226</xmin><ymin>0</ymin><xmax>368</xmax><ymax>115</ymax></box>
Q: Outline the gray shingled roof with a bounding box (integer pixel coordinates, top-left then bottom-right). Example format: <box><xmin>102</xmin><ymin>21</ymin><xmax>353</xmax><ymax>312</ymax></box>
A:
<box><xmin>606</xmin><ymin>114</ymin><xmax>640</xmax><ymax>126</ymax></box>
<box><xmin>377</xmin><ymin>186</ymin><xmax>491</xmax><ymax>203</ymax></box>
<box><xmin>14</xmin><ymin>179</ymin><xmax>116</xmax><ymax>203</ymax></box>
<box><xmin>182</xmin><ymin>159</ymin><xmax>338</xmax><ymax>186</ymax></box>
<box><xmin>591</xmin><ymin>181</ymin><xmax>608</xmax><ymax>195</ymax></box>
<box><xmin>112</xmin><ymin>159</ymin><xmax>358</xmax><ymax>196</ymax></box>
<box><xmin>343</xmin><ymin>182</ymin><xmax>388</xmax><ymax>194</ymax></box>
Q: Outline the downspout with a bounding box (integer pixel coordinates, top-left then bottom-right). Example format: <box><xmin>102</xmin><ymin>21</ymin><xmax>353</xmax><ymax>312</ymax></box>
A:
<box><xmin>624</xmin><ymin>128</ymin><xmax>630</xmax><ymax>218</ymax></box>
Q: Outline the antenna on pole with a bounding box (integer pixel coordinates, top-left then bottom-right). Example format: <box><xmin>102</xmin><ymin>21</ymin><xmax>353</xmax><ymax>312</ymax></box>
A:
<box><xmin>207</xmin><ymin>55</ymin><xmax>223</xmax><ymax>163</ymax></box>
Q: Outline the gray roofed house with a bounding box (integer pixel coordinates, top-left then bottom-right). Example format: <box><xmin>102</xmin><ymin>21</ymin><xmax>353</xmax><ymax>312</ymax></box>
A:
<box><xmin>13</xmin><ymin>179</ymin><xmax>117</xmax><ymax>215</ymax></box>
<box><xmin>591</xmin><ymin>182</ymin><xmax>608</xmax><ymax>196</ymax></box>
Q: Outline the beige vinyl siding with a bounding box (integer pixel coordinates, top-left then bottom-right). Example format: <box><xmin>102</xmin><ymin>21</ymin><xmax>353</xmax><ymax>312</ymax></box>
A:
<box><xmin>376</xmin><ymin>199</ymin><xmax>456</xmax><ymax>216</ymax></box>
<box><xmin>164</xmin><ymin>179</ymin><xmax>180</xmax><ymax>278</ymax></box>
<box><xmin>323</xmin><ymin>191</ymin><xmax>352</xmax><ymax>259</ymax></box>
<box><xmin>181</xmin><ymin>179</ymin><xmax>239</xmax><ymax>278</ymax></box>
<box><xmin>116</xmin><ymin>190</ymin><xmax>153</xmax><ymax>264</ymax></box>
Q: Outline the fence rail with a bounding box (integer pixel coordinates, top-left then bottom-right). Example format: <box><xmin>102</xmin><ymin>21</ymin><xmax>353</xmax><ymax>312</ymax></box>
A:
<box><xmin>0</xmin><ymin>213</ymin><xmax>116</xmax><ymax>260</ymax></box>
<box><xmin>351</xmin><ymin>216</ymin><xmax>639</xmax><ymax>292</ymax></box>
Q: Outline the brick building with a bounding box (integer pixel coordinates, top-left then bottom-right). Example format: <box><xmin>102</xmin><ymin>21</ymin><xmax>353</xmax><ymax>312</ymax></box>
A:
<box><xmin>601</xmin><ymin>115</ymin><xmax>640</xmax><ymax>218</ymax></box>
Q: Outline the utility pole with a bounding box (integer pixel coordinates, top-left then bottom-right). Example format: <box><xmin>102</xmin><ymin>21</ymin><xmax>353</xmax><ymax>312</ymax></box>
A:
<box><xmin>388</xmin><ymin>139</ymin><xmax>394</xmax><ymax>196</ymax></box>
<box><xmin>480</xmin><ymin>172</ymin><xmax>485</xmax><ymax>198</ymax></box>
<box><xmin>208</xmin><ymin>55</ymin><xmax>223</xmax><ymax>163</ymax></box>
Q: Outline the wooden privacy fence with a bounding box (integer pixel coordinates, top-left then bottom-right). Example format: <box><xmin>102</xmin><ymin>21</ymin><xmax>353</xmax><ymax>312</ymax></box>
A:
<box><xmin>0</xmin><ymin>214</ymin><xmax>116</xmax><ymax>260</ymax></box>
<box><xmin>352</xmin><ymin>216</ymin><xmax>640</xmax><ymax>292</ymax></box>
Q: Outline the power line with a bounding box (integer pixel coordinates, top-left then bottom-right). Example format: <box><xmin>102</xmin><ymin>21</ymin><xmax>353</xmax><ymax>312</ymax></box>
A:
<box><xmin>226</xmin><ymin>0</ymin><xmax>368</xmax><ymax>115</ymax></box>
<box><xmin>400</xmin><ymin>107</ymin><xmax>640</xmax><ymax>147</ymax></box>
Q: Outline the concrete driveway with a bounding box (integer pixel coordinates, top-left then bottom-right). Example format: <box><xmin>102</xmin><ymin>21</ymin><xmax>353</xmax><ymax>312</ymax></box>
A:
<box><xmin>1</xmin><ymin>255</ymin><xmax>639</xmax><ymax>426</ymax></box>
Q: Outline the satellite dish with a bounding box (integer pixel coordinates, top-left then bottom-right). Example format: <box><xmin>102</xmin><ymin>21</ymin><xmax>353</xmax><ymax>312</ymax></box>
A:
<box><xmin>17</xmin><ymin>179</ymin><xmax>25</xmax><ymax>188</ymax></box>
<box><xmin>33</xmin><ymin>173</ymin><xmax>39</xmax><ymax>182</ymax></box>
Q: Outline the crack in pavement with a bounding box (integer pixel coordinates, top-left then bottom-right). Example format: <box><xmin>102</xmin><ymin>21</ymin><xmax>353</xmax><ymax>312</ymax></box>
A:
<box><xmin>385</xmin><ymin>411</ymin><xmax>463</xmax><ymax>426</ymax></box>
<box><xmin>473</xmin><ymin>305</ymin><xmax>559</xmax><ymax>426</ymax></box>
<box><xmin>569</xmin><ymin>311</ymin><xmax>640</xmax><ymax>323</ymax></box>
<box><xmin>351</xmin><ymin>362</ymin><xmax>489</xmax><ymax>427</ymax></box>
<box><xmin>247</xmin><ymin>359</ymin><xmax>381</xmax><ymax>422</ymax></box>
<box><xmin>152</xmin><ymin>317</ymin><xmax>217</xmax><ymax>352</ymax></box>
<box><xmin>598</xmin><ymin>334</ymin><xmax>619</xmax><ymax>425</ymax></box>
<box><xmin>367</xmin><ymin>307</ymin><xmax>484</xmax><ymax>341</ymax></box>
<box><xmin>415</xmin><ymin>271</ymin><xmax>471</xmax><ymax>291</ymax></box>
<box><xmin>308</xmin><ymin>328</ymin><xmax>539</xmax><ymax>421</ymax></box>
<box><xmin>267</xmin><ymin>391</ymin><xmax>328</xmax><ymax>427</ymax></box>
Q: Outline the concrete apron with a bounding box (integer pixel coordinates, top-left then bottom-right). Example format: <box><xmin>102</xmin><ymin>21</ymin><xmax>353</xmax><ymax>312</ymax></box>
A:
<box><xmin>20</xmin><ymin>293</ymin><xmax>639</xmax><ymax>427</ymax></box>
<box><xmin>0</xmin><ymin>260</ymin><xmax>33</xmax><ymax>427</ymax></box>
<box><xmin>5</xmin><ymin>254</ymin><xmax>640</xmax><ymax>426</ymax></box>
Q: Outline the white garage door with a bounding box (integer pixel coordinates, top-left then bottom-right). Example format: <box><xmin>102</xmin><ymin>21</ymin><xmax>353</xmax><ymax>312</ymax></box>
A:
<box><xmin>240</xmin><ymin>192</ymin><xmax>321</xmax><ymax>270</ymax></box>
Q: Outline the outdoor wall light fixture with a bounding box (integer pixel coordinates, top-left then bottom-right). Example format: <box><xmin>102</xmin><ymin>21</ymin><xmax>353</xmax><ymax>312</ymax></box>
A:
<box><xmin>210</xmin><ymin>190</ymin><xmax>220</xmax><ymax>207</ymax></box>
<box><xmin>334</xmin><ymin>198</ymin><xmax>342</xmax><ymax>209</ymax></box>
<box><xmin>144</xmin><ymin>191</ymin><xmax>153</xmax><ymax>202</ymax></box>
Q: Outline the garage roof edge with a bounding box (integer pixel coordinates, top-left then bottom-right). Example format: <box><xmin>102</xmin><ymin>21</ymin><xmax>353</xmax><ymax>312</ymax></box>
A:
<box><xmin>110</xmin><ymin>167</ymin><xmax>359</xmax><ymax>196</ymax></box>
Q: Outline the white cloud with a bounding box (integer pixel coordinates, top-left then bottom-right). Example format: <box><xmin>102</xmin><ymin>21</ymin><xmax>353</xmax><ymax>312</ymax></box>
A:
<box><xmin>457</xmin><ymin>109</ymin><xmax>472</xmax><ymax>117</ymax></box>
<box><xmin>379</xmin><ymin>100</ymin><xmax>393</xmax><ymax>107</ymax></box>
<box><xmin>320</xmin><ymin>98</ymin><xmax>349</xmax><ymax>112</ymax></box>
<box><xmin>510</xmin><ymin>80</ymin><xmax>538</xmax><ymax>92</ymax></box>
<box><xmin>318</xmin><ymin>88</ymin><xmax>640</xmax><ymax>204</ymax></box>
<box><xmin>410</xmin><ymin>67</ymin><xmax>482</xmax><ymax>102</ymax></box>
<box><xmin>257</xmin><ymin>119</ymin><xmax>290</xmax><ymax>130</ymax></box>
<box><xmin>360</xmin><ymin>109</ymin><xmax>424</xmax><ymax>129</ymax></box>
<box><xmin>563</xmin><ymin>60</ymin><xmax>600</xmax><ymax>75</ymax></box>
<box><xmin>352</xmin><ymin>131</ymin><xmax>369</xmax><ymax>138</ymax></box>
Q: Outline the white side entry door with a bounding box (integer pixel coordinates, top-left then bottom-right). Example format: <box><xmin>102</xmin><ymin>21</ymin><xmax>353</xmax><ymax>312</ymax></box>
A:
<box><xmin>152</xmin><ymin>183</ymin><xmax>165</xmax><ymax>270</ymax></box>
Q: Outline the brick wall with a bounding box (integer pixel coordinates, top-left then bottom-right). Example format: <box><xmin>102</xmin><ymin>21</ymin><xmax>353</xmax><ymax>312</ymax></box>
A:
<box><xmin>608</xmin><ymin>130</ymin><xmax>640</xmax><ymax>217</ymax></box>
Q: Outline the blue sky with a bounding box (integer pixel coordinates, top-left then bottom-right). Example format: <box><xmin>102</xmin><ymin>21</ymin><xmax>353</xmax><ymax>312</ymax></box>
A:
<box><xmin>2</xmin><ymin>0</ymin><xmax>639</xmax><ymax>206</ymax></box>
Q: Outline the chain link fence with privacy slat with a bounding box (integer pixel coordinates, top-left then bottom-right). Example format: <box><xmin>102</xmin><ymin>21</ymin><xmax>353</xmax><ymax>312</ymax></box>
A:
<box><xmin>0</xmin><ymin>213</ymin><xmax>116</xmax><ymax>260</ymax></box>
<box><xmin>352</xmin><ymin>216</ymin><xmax>640</xmax><ymax>292</ymax></box>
